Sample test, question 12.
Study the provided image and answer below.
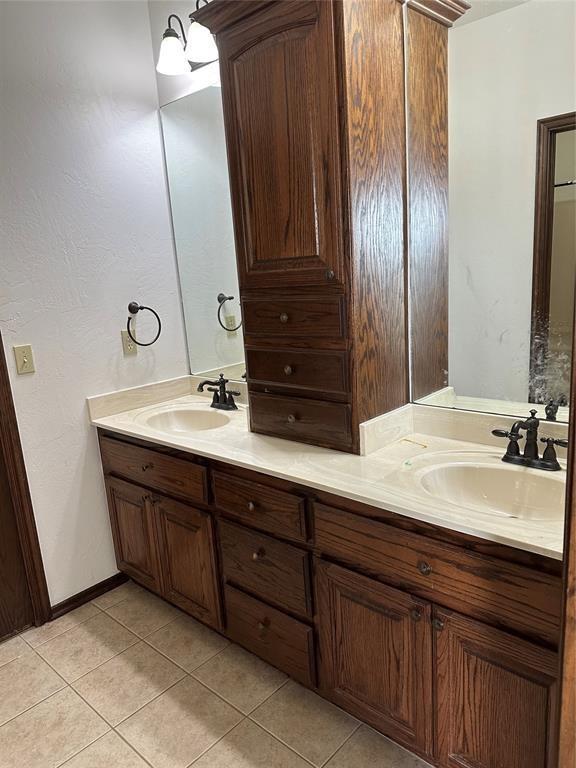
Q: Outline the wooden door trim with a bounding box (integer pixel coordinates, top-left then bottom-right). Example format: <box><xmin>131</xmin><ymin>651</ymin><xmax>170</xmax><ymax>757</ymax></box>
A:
<box><xmin>0</xmin><ymin>331</ymin><xmax>50</xmax><ymax>625</ymax></box>
<box><xmin>529</xmin><ymin>111</ymin><xmax>576</xmax><ymax>402</ymax></box>
<box><xmin>557</xmin><ymin>291</ymin><xmax>576</xmax><ymax>765</ymax></box>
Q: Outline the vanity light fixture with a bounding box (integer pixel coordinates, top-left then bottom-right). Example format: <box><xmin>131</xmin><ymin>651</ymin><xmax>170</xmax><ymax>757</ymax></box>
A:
<box><xmin>156</xmin><ymin>1</ymin><xmax>217</xmax><ymax>77</ymax></box>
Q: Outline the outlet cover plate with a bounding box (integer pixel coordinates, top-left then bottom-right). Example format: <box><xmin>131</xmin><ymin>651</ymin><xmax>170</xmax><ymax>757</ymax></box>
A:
<box><xmin>121</xmin><ymin>329</ymin><xmax>137</xmax><ymax>356</ymax></box>
<box><xmin>13</xmin><ymin>344</ymin><xmax>35</xmax><ymax>374</ymax></box>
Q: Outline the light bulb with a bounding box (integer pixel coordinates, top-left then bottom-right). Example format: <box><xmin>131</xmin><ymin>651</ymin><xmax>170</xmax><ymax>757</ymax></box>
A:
<box><xmin>156</xmin><ymin>29</ymin><xmax>190</xmax><ymax>76</ymax></box>
<box><xmin>184</xmin><ymin>20</ymin><xmax>218</xmax><ymax>63</ymax></box>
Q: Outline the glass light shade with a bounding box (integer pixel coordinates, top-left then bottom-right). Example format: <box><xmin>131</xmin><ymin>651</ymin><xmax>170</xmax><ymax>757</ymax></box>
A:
<box><xmin>186</xmin><ymin>61</ymin><xmax>221</xmax><ymax>94</ymax></box>
<box><xmin>156</xmin><ymin>33</ymin><xmax>190</xmax><ymax>76</ymax></box>
<box><xmin>184</xmin><ymin>20</ymin><xmax>218</xmax><ymax>63</ymax></box>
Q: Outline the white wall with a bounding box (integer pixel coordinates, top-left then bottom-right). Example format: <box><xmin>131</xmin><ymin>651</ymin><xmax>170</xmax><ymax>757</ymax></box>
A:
<box><xmin>161</xmin><ymin>89</ymin><xmax>243</xmax><ymax>375</ymax></box>
<box><xmin>0</xmin><ymin>1</ymin><xmax>189</xmax><ymax>604</ymax></box>
<box><xmin>448</xmin><ymin>0</ymin><xmax>576</xmax><ymax>401</ymax></box>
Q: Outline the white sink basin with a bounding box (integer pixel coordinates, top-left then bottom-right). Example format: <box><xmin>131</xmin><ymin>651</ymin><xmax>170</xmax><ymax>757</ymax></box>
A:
<box><xmin>137</xmin><ymin>407</ymin><xmax>230</xmax><ymax>434</ymax></box>
<box><xmin>419</xmin><ymin>462</ymin><xmax>565</xmax><ymax>521</ymax></box>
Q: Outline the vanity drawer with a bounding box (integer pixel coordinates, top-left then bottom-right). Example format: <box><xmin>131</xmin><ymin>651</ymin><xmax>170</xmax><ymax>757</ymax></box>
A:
<box><xmin>249</xmin><ymin>392</ymin><xmax>353</xmax><ymax>451</ymax></box>
<box><xmin>314</xmin><ymin>503</ymin><xmax>562</xmax><ymax>645</ymax></box>
<box><xmin>246</xmin><ymin>348</ymin><xmax>348</xmax><ymax>395</ymax></box>
<box><xmin>224</xmin><ymin>585</ymin><xmax>315</xmax><ymax>688</ymax></box>
<box><xmin>100</xmin><ymin>437</ymin><xmax>207</xmax><ymax>505</ymax></box>
<box><xmin>242</xmin><ymin>297</ymin><xmax>345</xmax><ymax>339</ymax></box>
<box><xmin>220</xmin><ymin>520</ymin><xmax>312</xmax><ymax>618</ymax></box>
<box><xmin>212</xmin><ymin>472</ymin><xmax>307</xmax><ymax>543</ymax></box>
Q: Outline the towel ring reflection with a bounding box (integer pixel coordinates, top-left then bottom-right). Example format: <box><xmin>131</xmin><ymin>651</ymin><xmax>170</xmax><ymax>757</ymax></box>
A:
<box><xmin>127</xmin><ymin>302</ymin><xmax>162</xmax><ymax>347</ymax></box>
<box><xmin>217</xmin><ymin>293</ymin><xmax>242</xmax><ymax>332</ymax></box>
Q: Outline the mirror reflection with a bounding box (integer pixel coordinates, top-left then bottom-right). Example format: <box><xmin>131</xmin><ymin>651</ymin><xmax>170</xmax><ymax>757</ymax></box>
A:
<box><xmin>412</xmin><ymin>0</ymin><xmax>575</xmax><ymax>423</ymax></box>
<box><xmin>161</xmin><ymin>85</ymin><xmax>245</xmax><ymax>381</ymax></box>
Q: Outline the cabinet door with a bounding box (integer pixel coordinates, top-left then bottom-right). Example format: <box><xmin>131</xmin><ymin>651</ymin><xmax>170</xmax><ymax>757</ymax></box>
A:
<box><xmin>105</xmin><ymin>477</ymin><xmax>161</xmax><ymax>593</ymax></box>
<box><xmin>316</xmin><ymin>560</ymin><xmax>433</xmax><ymax>757</ymax></box>
<box><xmin>154</xmin><ymin>495</ymin><xmax>221</xmax><ymax>630</ymax></box>
<box><xmin>436</xmin><ymin>610</ymin><xmax>558</xmax><ymax>768</ymax></box>
<box><xmin>218</xmin><ymin>0</ymin><xmax>344</xmax><ymax>289</ymax></box>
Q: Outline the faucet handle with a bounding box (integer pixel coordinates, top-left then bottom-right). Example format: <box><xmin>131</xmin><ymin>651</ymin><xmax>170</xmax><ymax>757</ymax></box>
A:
<box><xmin>540</xmin><ymin>437</ymin><xmax>568</xmax><ymax>449</ymax></box>
<box><xmin>491</xmin><ymin>429</ymin><xmax>522</xmax><ymax>440</ymax></box>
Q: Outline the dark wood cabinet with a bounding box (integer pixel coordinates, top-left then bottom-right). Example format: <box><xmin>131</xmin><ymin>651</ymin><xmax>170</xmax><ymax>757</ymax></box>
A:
<box><xmin>99</xmin><ymin>433</ymin><xmax>560</xmax><ymax>768</ymax></box>
<box><xmin>214</xmin><ymin>0</ymin><xmax>344</xmax><ymax>291</ymax></box>
<box><xmin>154</xmin><ymin>496</ymin><xmax>221</xmax><ymax>629</ymax></box>
<box><xmin>316</xmin><ymin>559</ymin><xmax>433</xmax><ymax>758</ymax></box>
<box><xmin>105</xmin><ymin>477</ymin><xmax>161</xmax><ymax>594</ymax></box>
<box><xmin>435</xmin><ymin>610</ymin><xmax>558</xmax><ymax>768</ymax></box>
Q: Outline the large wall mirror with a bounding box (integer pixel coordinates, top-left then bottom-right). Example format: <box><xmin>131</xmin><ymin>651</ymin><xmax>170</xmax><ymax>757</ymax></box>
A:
<box><xmin>410</xmin><ymin>0</ymin><xmax>575</xmax><ymax>424</ymax></box>
<box><xmin>161</xmin><ymin>80</ymin><xmax>245</xmax><ymax>382</ymax></box>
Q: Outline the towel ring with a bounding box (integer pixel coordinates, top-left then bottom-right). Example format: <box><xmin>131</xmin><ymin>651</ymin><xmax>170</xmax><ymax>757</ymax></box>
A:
<box><xmin>127</xmin><ymin>302</ymin><xmax>162</xmax><ymax>347</ymax></box>
<box><xmin>217</xmin><ymin>293</ymin><xmax>242</xmax><ymax>332</ymax></box>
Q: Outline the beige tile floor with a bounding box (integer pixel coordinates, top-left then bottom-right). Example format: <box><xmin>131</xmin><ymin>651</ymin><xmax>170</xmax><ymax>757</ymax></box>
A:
<box><xmin>0</xmin><ymin>581</ymin><xmax>431</xmax><ymax>768</ymax></box>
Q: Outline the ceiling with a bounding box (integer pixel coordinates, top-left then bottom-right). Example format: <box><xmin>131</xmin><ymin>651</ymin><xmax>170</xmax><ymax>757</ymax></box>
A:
<box><xmin>454</xmin><ymin>0</ymin><xmax>531</xmax><ymax>26</ymax></box>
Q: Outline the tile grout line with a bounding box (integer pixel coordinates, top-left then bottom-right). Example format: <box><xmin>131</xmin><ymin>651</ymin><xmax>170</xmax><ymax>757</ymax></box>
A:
<box><xmin>20</xmin><ymin>603</ymin><xmax>104</xmax><ymax>650</ymax></box>
<box><xmin>318</xmin><ymin>722</ymin><xmax>362</xmax><ymax>768</ymax></box>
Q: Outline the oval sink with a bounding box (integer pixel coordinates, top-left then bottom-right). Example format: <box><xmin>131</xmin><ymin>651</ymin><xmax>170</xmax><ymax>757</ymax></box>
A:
<box><xmin>419</xmin><ymin>462</ymin><xmax>565</xmax><ymax>521</ymax></box>
<box><xmin>139</xmin><ymin>407</ymin><xmax>230</xmax><ymax>434</ymax></box>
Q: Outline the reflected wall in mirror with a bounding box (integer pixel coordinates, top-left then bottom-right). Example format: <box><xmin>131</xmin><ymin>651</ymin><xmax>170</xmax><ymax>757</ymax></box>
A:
<box><xmin>161</xmin><ymin>85</ymin><xmax>245</xmax><ymax>382</ymax></box>
<box><xmin>409</xmin><ymin>0</ymin><xmax>576</xmax><ymax>423</ymax></box>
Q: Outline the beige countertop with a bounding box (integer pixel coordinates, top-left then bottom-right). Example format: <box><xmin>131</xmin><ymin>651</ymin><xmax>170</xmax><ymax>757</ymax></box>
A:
<box><xmin>89</xmin><ymin>393</ymin><xmax>565</xmax><ymax>561</ymax></box>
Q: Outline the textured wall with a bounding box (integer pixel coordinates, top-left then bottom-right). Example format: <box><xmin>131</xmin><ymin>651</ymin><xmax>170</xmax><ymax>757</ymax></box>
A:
<box><xmin>448</xmin><ymin>0</ymin><xmax>575</xmax><ymax>402</ymax></box>
<box><xmin>0</xmin><ymin>1</ymin><xmax>188</xmax><ymax>604</ymax></box>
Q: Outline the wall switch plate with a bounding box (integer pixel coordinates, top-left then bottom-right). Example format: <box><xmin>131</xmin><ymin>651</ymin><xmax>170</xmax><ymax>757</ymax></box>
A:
<box><xmin>13</xmin><ymin>344</ymin><xmax>35</xmax><ymax>375</ymax></box>
<box><xmin>121</xmin><ymin>329</ymin><xmax>137</xmax><ymax>356</ymax></box>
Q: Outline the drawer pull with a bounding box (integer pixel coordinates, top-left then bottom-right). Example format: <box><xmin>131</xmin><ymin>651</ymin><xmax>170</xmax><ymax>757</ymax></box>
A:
<box><xmin>279</xmin><ymin>312</ymin><xmax>289</xmax><ymax>324</ymax></box>
<box><xmin>252</xmin><ymin>547</ymin><xmax>266</xmax><ymax>561</ymax></box>
<box><xmin>287</xmin><ymin>414</ymin><xmax>297</xmax><ymax>424</ymax></box>
<box><xmin>283</xmin><ymin>365</ymin><xmax>293</xmax><ymax>376</ymax></box>
<box><xmin>410</xmin><ymin>608</ymin><xmax>422</xmax><ymax>622</ymax></box>
<box><xmin>326</xmin><ymin>269</ymin><xmax>335</xmax><ymax>280</ymax></box>
<box><xmin>257</xmin><ymin>618</ymin><xmax>271</xmax><ymax>635</ymax></box>
<box><xmin>432</xmin><ymin>617</ymin><xmax>445</xmax><ymax>632</ymax></box>
<box><xmin>141</xmin><ymin>463</ymin><xmax>154</xmax><ymax>472</ymax></box>
<box><xmin>247</xmin><ymin>501</ymin><xmax>257</xmax><ymax>512</ymax></box>
<box><xmin>417</xmin><ymin>561</ymin><xmax>432</xmax><ymax>576</ymax></box>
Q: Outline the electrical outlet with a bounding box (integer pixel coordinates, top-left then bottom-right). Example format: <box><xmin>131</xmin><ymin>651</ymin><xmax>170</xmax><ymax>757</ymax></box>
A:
<box><xmin>13</xmin><ymin>344</ymin><xmax>35</xmax><ymax>375</ymax></box>
<box><xmin>121</xmin><ymin>329</ymin><xmax>137</xmax><ymax>356</ymax></box>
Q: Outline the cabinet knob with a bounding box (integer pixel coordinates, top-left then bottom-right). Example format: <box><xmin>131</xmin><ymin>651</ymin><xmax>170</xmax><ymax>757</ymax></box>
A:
<box><xmin>247</xmin><ymin>501</ymin><xmax>257</xmax><ymax>512</ymax></box>
<box><xmin>417</xmin><ymin>561</ymin><xmax>432</xmax><ymax>577</ymax></box>
<box><xmin>283</xmin><ymin>365</ymin><xmax>293</xmax><ymax>376</ymax></box>
<box><xmin>141</xmin><ymin>463</ymin><xmax>154</xmax><ymax>472</ymax></box>
<box><xmin>279</xmin><ymin>312</ymin><xmax>289</xmax><ymax>324</ymax></box>
<box><xmin>287</xmin><ymin>414</ymin><xmax>297</xmax><ymax>424</ymax></box>
<box><xmin>410</xmin><ymin>608</ymin><xmax>422</xmax><ymax>622</ymax></box>
<box><xmin>432</xmin><ymin>617</ymin><xmax>445</xmax><ymax>632</ymax></box>
<box><xmin>252</xmin><ymin>547</ymin><xmax>266</xmax><ymax>561</ymax></box>
<box><xmin>257</xmin><ymin>618</ymin><xmax>270</xmax><ymax>635</ymax></box>
<box><xmin>326</xmin><ymin>269</ymin><xmax>335</xmax><ymax>280</ymax></box>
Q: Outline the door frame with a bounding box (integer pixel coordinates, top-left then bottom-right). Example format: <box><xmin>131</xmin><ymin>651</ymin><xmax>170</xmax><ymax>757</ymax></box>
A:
<box><xmin>0</xmin><ymin>331</ymin><xmax>50</xmax><ymax>626</ymax></box>
<box><xmin>529</xmin><ymin>111</ymin><xmax>576</xmax><ymax>403</ymax></box>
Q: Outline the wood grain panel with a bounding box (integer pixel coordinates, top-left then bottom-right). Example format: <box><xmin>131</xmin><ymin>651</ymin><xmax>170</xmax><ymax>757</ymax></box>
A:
<box><xmin>407</xmin><ymin>9</ymin><xmax>449</xmax><ymax>402</ymax></box>
<box><xmin>242</xmin><ymin>297</ymin><xmax>345</xmax><ymax>339</ymax></box>
<box><xmin>342</xmin><ymin>0</ymin><xmax>409</xmax><ymax>422</ymax></box>
<box><xmin>105</xmin><ymin>477</ymin><xmax>161</xmax><ymax>593</ymax></box>
<box><xmin>100</xmin><ymin>436</ymin><xmax>207</xmax><ymax>504</ymax></box>
<box><xmin>217</xmin><ymin>0</ymin><xmax>345</xmax><ymax>289</ymax></box>
<box><xmin>316</xmin><ymin>559</ymin><xmax>433</xmax><ymax>757</ymax></box>
<box><xmin>154</xmin><ymin>496</ymin><xmax>221</xmax><ymax>629</ymax></box>
<box><xmin>249</xmin><ymin>392</ymin><xmax>353</xmax><ymax>451</ymax></box>
<box><xmin>225</xmin><ymin>584</ymin><xmax>316</xmax><ymax>687</ymax></box>
<box><xmin>246</xmin><ymin>348</ymin><xmax>349</xmax><ymax>395</ymax></box>
<box><xmin>220</xmin><ymin>520</ymin><xmax>312</xmax><ymax>618</ymax></box>
<box><xmin>436</xmin><ymin>609</ymin><xmax>558</xmax><ymax>768</ymax></box>
<box><xmin>212</xmin><ymin>471</ymin><xmax>307</xmax><ymax>543</ymax></box>
<box><xmin>314</xmin><ymin>503</ymin><xmax>562</xmax><ymax>645</ymax></box>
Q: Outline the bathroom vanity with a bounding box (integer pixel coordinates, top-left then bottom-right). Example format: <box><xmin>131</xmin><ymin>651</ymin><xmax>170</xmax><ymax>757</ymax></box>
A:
<box><xmin>93</xmin><ymin>395</ymin><xmax>563</xmax><ymax>768</ymax></box>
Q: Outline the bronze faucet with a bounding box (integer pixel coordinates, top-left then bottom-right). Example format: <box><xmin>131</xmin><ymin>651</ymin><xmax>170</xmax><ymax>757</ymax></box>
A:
<box><xmin>492</xmin><ymin>410</ymin><xmax>567</xmax><ymax>471</ymax></box>
<box><xmin>197</xmin><ymin>373</ymin><xmax>240</xmax><ymax>411</ymax></box>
